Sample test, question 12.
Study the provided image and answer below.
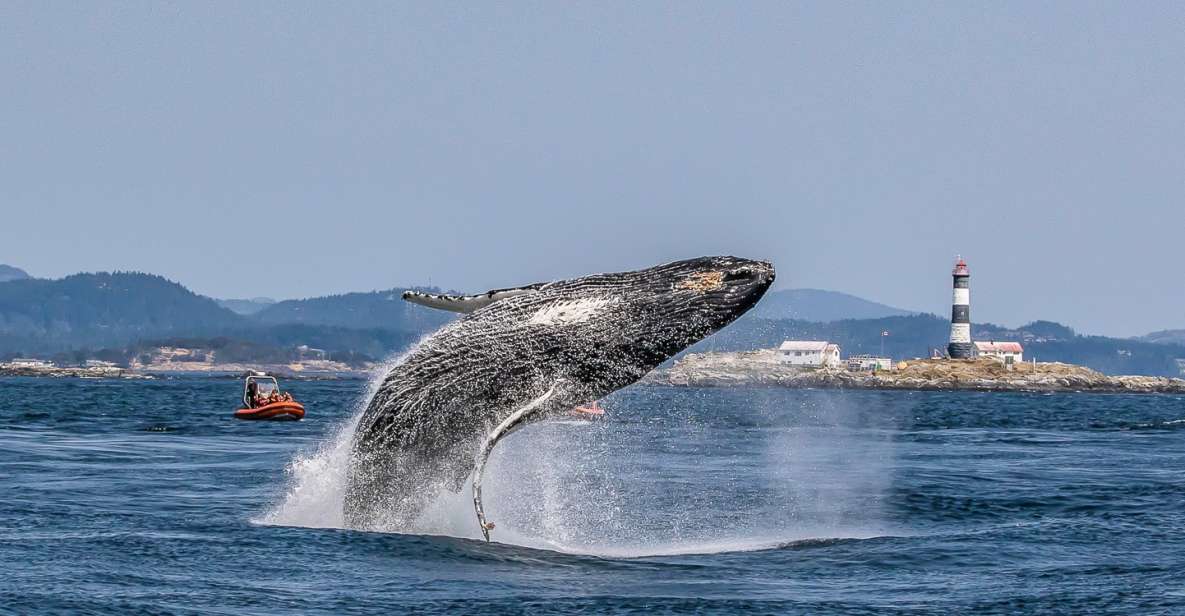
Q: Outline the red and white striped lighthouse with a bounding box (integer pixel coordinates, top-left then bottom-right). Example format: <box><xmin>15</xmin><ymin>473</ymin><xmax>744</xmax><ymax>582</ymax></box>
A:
<box><xmin>947</xmin><ymin>257</ymin><xmax>974</xmax><ymax>359</ymax></box>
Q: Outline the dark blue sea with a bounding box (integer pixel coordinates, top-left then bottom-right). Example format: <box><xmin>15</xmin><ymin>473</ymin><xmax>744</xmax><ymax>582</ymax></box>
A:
<box><xmin>2</xmin><ymin>375</ymin><xmax>1184</xmax><ymax>615</ymax></box>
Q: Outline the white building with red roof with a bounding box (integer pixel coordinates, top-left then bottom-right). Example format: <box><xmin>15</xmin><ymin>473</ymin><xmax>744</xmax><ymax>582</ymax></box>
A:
<box><xmin>974</xmin><ymin>341</ymin><xmax>1024</xmax><ymax>363</ymax></box>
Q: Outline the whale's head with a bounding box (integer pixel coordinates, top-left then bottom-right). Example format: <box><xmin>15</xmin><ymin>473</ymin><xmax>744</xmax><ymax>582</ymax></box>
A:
<box><xmin>614</xmin><ymin>255</ymin><xmax>775</xmax><ymax>358</ymax></box>
<box><xmin>531</xmin><ymin>255</ymin><xmax>775</xmax><ymax>382</ymax></box>
<box><xmin>663</xmin><ymin>254</ymin><xmax>776</xmax><ymax>323</ymax></box>
<box><xmin>397</xmin><ymin>254</ymin><xmax>775</xmax><ymax>394</ymax></box>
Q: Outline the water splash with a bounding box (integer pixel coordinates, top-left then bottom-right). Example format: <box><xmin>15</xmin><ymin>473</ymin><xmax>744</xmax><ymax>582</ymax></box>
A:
<box><xmin>257</xmin><ymin>344</ymin><xmax>420</xmax><ymax>530</ymax></box>
<box><xmin>260</xmin><ymin>355</ymin><xmax>900</xmax><ymax>557</ymax></box>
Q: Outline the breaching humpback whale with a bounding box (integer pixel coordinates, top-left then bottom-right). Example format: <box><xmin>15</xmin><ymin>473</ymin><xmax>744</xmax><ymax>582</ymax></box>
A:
<box><xmin>345</xmin><ymin>256</ymin><xmax>775</xmax><ymax>539</ymax></box>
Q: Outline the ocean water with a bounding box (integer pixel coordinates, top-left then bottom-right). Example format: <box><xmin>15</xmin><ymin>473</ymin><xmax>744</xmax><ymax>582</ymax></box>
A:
<box><xmin>1</xmin><ymin>376</ymin><xmax>1184</xmax><ymax>614</ymax></box>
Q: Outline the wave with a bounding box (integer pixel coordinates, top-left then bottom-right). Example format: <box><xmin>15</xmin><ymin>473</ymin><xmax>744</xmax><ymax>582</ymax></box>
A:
<box><xmin>514</xmin><ymin>532</ymin><xmax>889</xmax><ymax>559</ymax></box>
<box><xmin>1128</xmin><ymin>417</ymin><xmax>1185</xmax><ymax>430</ymax></box>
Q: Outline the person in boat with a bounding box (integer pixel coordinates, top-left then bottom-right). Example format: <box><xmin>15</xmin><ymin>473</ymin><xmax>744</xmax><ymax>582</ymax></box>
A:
<box><xmin>245</xmin><ymin>380</ymin><xmax>258</xmax><ymax>409</ymax></box>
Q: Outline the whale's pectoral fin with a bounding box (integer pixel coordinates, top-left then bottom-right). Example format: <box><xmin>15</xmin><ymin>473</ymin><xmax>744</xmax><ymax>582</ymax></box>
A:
<box><xmin>402</xmin><ymin>283</ymin><xmax>546</xmax><ymax>314</ymax></box>
<box><xmin>472</xmin><ymin>382</ymin><xmax>563</xmax><ymax>542</ymax></box>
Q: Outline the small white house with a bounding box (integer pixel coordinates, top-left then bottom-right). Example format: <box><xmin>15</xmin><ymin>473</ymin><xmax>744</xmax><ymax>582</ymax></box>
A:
<box><xmin>778</xmin><ymin>341</ymin><xmax>841</xmax><ymax>367</ymax></box>
<box><xmin>974</xmin><ymin>341</ymin><xmax>1024</xmax><ymax>363</ymax></box>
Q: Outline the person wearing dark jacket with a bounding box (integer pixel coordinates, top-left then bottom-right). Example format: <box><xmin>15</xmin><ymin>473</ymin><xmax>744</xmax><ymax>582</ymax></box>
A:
<box><xmin>245</xmin><ymin>380</ymin><xmax>258</xmax><ymax>408</ymax></box>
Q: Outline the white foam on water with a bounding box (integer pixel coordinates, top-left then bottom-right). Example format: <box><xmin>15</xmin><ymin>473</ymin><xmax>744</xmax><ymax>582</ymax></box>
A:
<box><xmin>254</xmin><ymin>412</ymin><xmax>361</xmax><ymax>529</ymax></box>
<box><xmin>259</xmin><ymin>346</ymin><xmax>901</xmax><ymax>558</ymax></box>
<box><xmin>255</xmin><ymin>343</ymin><xmax>422</xmax><ymax>529</ymax></box>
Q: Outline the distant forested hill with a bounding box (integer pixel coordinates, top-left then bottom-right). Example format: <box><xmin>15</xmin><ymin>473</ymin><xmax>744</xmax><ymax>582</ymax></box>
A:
<box><xmin>0</xmin><ymin>272</ymin><xmax>245</xmax><ymax>352</ymax></box>
<box><xmin>750</xmin><ymin>288</ymin><xmax>914</xmax><ymax>321</ymax></box>
<box><xmin>251</xmin><ymin>289</ymin><xmax>455</xmax><ymax>333</ymax></box>
<box><xmin>0</xmin><ymin>265</ymin><xmax>31</xmax><ymax>283</ymax></box>
<box><xmin>0</xmin><ymin>273</ymin><xmax>453</xmax><ymax>358</ymax></box>
<box><xmin>1139</xmin><ymin>329</ymin><xmax>1185</xmax><ymax>345</ymax></box>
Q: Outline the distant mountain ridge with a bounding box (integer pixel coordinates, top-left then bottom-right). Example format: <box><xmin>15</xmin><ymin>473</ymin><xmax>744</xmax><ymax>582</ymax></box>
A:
<box><xmin>0</xmin><ymin>272</ymin><xmax>455</xmax><ymax>357</ymax></box>
<box><xmin>0</xmin><ymin>265</ymin><xmax>31</xmax><ymax>283</ymax></box>
<box><xmin>252</xmin><ymin>288</ymin><xmax>454</xmax><ymax>333</ymax></box>
<box><xmin>1138</xmin><ymin>329</ymin><xmax>1185</xmax><ymax>346</ymax></box>
<box><xmin>751</xmin><ymin>288</ymin><xmax>914</xmax><ymax>321</ymax></box>
<box><xmin>2</xmin><ymin>269</ymin><xmax>1183</xmax><ymax>376</ymax></box>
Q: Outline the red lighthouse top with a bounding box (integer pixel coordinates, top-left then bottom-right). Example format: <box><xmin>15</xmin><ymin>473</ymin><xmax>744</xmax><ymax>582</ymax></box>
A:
<box><xmin>952</xmin><ymin>256</ymin><xmax>969</xmax><ymax>276</ymax></box>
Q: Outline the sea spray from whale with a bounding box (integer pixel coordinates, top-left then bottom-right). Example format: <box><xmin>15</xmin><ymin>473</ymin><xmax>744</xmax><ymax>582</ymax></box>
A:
<box><xmin>260</xmin><ymin>372</ymin><xmax>900</xmax><ymax>555</ymax></box>
<box><xmin>262</xmin><ymin>258</ymin><xmax>897</xmax><ymax>553</ymax></box>
<box><xmin>257</xmin><ymin>343</ymin><xmax>425</xmax><ymax>531</ymax></box>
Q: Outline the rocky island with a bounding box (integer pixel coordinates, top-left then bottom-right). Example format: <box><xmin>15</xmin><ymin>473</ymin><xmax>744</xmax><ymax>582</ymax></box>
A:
<box><xmin>643</xmin><ymin>350</ymin><xmax>1185</xmax><ymax>394</ymax></box>
<box><xmin>0</xmin><ymin>362</ymin><xmax>147</xmax><ymax>379</ymax></box>
<box><xmin>0</xmin><ymin>352</ymin><xmax>369</xmax><ymax>380</ymax></box>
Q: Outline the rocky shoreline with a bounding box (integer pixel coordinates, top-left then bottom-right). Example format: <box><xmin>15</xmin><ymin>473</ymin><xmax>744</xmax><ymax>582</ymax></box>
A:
<box><xmin>0</xmin><ymin>364</ymin><xmax>367</xmax><ymax>380</ymax></box>
<box><xmin>8</xmin><ymin>351</ymin><xmax>1185</xmax><ymax>393</ymax></box>
<box><xmin>0</xmin><ymin>365</ymin><xmax>151</xmax><ymax>379</ymax></box>
<box><xmin>642</xmin><ymin>351</ymin><xmax>1185</xmax><ymax>394</ymax></box>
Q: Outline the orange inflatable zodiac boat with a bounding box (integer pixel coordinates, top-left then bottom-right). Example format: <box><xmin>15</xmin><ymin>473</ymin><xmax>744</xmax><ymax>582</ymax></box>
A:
<box><xmin>235</xmin><ymin>374</ymin><xmax>305</xmax><ymax>421</ymax></box>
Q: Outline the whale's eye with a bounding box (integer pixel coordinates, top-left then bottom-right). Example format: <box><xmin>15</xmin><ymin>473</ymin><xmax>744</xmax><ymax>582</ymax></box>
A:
<box><xmin>676</xmin><ymin>271</ymin><xmax>725</xmax><ymax>292</ymax></box>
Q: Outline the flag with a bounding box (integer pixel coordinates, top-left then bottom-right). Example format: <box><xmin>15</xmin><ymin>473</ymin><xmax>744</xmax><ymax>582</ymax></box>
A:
<box><xmin>881</xmin><ymin>331</ymin><xmax>889</xmax><ymax>336</ymax></box>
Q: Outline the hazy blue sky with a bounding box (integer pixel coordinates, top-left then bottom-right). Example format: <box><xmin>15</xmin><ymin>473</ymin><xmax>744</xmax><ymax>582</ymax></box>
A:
<box><xmin>2</xmin><ymin>2</ymin><xmax>1183</xmax><ymax>336</ymax></box>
